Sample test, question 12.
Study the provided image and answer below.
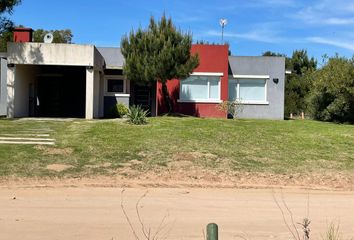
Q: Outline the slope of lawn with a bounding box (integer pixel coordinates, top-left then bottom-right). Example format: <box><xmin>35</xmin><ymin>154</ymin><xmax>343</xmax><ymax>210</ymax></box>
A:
<box><xmin>0</xmin><ymin>117</ymin><xmax>353</xmax><ymax>178</ymax></box>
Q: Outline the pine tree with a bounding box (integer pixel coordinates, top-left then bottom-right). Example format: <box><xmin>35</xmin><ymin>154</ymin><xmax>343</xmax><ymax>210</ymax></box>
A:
<box><xmin>121</xmin><ymin>14</ymin><xmax>199</xmax><ymax>113</ymax></box>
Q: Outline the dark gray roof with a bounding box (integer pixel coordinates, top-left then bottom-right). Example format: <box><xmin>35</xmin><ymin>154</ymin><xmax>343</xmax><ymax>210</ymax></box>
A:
<box><xmin>228</xmin><ymin>56</ymin><xmax>285</xmax><ymax>76</ymax></box>
<box><xmin>97</xmin><ymin>47</ymin><xmax>124</xmax><ymax>69</ymax></box>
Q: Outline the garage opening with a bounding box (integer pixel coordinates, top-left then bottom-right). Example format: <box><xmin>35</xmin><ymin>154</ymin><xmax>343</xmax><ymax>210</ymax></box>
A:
<box><xmin>32</xmin><ymin>66</ymin><xmax>86</xmax><ymax>118</ymax></box>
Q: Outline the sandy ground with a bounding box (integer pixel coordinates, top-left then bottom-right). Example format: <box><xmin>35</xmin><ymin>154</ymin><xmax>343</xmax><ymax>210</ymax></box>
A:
<box><xmin>1</xmin><ymin>183</ymin><xmax>354</xmax><ymax>240</ymax></box>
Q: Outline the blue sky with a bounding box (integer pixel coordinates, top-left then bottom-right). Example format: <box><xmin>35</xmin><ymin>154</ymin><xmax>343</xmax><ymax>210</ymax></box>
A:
<box><xmin>9</xmin><ymin>0</ymin><xmax>354</xmax><ymax>61</ymax></box>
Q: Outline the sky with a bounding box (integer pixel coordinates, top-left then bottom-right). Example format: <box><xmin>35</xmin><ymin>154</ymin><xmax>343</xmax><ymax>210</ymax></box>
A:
<box><xmin>8</xmin><ymin>0</ymin><xmax>354</xmax><ymax>61</ymax></box>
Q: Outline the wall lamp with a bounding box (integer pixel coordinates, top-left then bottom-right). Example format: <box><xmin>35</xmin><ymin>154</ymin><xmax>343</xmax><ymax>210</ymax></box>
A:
<box><xmin>86</xmin><ymin>66</ymin><xmax>94</xmax><ymax>70</ymax></box>
<box><xmin>7</xmin><ymin>63</ymin><xmax>15</xmax><ymax>68</ymax></box>
<box><xmin>273</xmin><ymin>78</ymin><xmax>279</xmax><ymax>84</ymax></box>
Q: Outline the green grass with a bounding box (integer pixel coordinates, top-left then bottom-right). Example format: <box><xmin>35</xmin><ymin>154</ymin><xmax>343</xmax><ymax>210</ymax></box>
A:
<box><xmin>0</xmin><ymin>117</ymin><xmax>353</xmax><ymax>178</ymax></box>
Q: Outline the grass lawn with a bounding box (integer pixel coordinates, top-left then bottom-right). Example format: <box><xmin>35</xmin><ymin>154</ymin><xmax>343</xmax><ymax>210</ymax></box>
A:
<box><xmin>0</xmin><ymin>117</ymin><xmax>353</xmax><ymax>178</ymax></box>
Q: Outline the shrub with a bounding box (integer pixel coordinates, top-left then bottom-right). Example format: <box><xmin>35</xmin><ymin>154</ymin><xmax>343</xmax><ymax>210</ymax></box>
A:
<box><xmin>217</xmin><ymin>100</ymin><xmax>243</xmax><ymax>119</ymax></box>
<box><xmin>109</xmin><ymin>103</ymin><xmax>129</xmax><ymax>118</ymax></box>
<box><xmin>307</xmin><ymin>56</ymin><xmax>354</xmax><ymax>123</ymax></box>
<box><xmin>126</xmin><ymin>105</ymin><xmax>149</xmax><ymax>125</ymax></box>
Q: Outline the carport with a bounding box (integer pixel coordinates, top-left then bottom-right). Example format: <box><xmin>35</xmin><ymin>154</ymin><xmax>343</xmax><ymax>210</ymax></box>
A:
<box><xmin>6</xmin><ymin>42</ymin><xmax>105</xmax><ymax>119</ymax></box>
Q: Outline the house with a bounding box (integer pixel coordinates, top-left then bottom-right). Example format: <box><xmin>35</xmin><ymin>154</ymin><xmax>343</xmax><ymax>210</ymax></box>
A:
<box><xmin>0</xmin><ymin>28</ymin><xmax>285</xmax><ymax>119</ymax></box>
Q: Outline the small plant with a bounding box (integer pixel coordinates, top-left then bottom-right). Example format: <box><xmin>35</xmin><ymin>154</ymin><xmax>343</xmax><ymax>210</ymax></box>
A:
<box><xmin>217</xmin><ymin>100</ymin><xmax>243</xmax><ymax>119</ymax></box>
<box><xmin>121</xmin><ymin>189</ymin><xmax>172</xmax><ymax>240</ymax></box>
<box><xmin>127</xmin><ymin>105</ymin><xmax>149</xmax><ymax>125</ymax></box>
<box><xmin>322</xmin><ymin>223</ymin><xmax>342</xmax><ymax>240</ymax></box>
<box><xmin>109</xmin><ymin>103</ymin><xmax>129</xmax><ymax>118</ymax></box>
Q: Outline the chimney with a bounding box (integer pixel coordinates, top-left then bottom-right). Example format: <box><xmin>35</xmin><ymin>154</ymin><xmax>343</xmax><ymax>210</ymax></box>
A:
<box><xmin>13</xmin><ymin>27</ymin><xmax>33</xmax><ymax>43</ymax></box>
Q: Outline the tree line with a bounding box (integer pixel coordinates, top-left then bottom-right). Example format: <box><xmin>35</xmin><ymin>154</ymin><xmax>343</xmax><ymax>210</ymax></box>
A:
<box><xmin>0</xmin><ymin>0</ymin><xmax>72</xmax><ymax>52</ymax></box>
<box><xmin>263</xmin><ymin>51</ymin><xmax>353</xmax><ymax>123</ymax></box>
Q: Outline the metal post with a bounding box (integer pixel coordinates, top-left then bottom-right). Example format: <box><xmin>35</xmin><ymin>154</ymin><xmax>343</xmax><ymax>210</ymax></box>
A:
<box><xmin>221</xmin><ymin>26</ymin><xmax>224</xmax><ymax>42</ymax></box>
<box><xmin>207</xmin><ymin>223</ymin><xmax>218</xmax><ymax>240</ymax></box>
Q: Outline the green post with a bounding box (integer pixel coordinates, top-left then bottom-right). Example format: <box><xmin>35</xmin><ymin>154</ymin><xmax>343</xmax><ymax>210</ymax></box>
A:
<box><xmin>207</xmin><ymin>223</ymin><xmax>218</xmax><ymax>240</ymax></box>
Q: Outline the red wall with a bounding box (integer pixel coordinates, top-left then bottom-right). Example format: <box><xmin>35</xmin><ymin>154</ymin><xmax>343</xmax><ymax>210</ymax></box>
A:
<box><xmin>13</xmin><ymin>28</ymin><xmax>33</xmax><ymax>43</ymax></box>
<box><xmin>157</xmin><ymin>44</ymin><xmax>229</xmax><ymax>118</ymax></box>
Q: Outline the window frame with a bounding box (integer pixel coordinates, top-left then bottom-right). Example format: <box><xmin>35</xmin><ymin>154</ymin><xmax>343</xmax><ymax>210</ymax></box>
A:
<box><xmin>178</xmin><ymin>72</ymin><xmax>223</xmax><ymax>103</ymax></box>
<box><xmin>229</xmin><ymin>75</ymin><xmax>269</xmax><ymax>105</ymax></box>
<box><xmin>104</xmin><ymin>75</ymin><xmax>129</xmax><ymax>97</ymax></box>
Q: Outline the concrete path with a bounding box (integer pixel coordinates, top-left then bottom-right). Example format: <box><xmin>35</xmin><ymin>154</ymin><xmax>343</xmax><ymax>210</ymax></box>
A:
<box><xmin>0</xmin><ymin>128</ymin><xmax>55</xmax><ymax>145</ymax></box>
<box><xmin>0</xmin><ymin>187</ymin><xmax>353</xmax><ymax>240</ymax></box>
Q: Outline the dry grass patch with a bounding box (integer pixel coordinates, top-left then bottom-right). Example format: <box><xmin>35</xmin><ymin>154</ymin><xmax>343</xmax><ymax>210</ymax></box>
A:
<box><xmin>46</xmin><ymin>164</ymin><xmax>74</xmax><ymax>172</ymax></box>
<box><xmin>35</xmin><ymin>145</ymin><xmax>73</xmax><ymax>156</ymax></box>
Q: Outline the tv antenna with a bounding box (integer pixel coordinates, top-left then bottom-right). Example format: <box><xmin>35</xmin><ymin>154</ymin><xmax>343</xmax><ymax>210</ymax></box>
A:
<box><xmin>43</xmin><ymin>33</ymin><xmax>54</xmax><ymax>43</ymax></box>
<box><xmin>219</xmin><ymin>18</ymin><xmax>228</xmax><ymax>43</ymax></box>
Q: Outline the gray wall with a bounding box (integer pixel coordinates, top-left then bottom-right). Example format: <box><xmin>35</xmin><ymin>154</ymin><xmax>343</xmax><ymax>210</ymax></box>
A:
<box><xmin>0</xmin><ymin>58</ymin><xmax>7</xmax><ymax>116</ymax></box>
<box><xmin>229</xmin><ymin>56</ymin><xmax>285</xmax><ymax>120</ymax></box>
<box><xmin>104</xmin><ymin>96</ymin><xmax>129</xmax><ymax>117</ymax></box>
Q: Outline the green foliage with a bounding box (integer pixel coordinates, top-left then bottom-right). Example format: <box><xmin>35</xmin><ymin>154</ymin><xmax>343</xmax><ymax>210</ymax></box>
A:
<box><xmin>0</xmin><ymin>0</ymin><xmax>21</xmax><ymax>14</ymax></box>
<box><xmin>307</xmin><ymin>55</ymin><xmax>354</xmax><ymax>123</ymax></box>
<box><xmin>0</xmin><ymin>0</ymin><xmax>21</xmax><ymax>49</ymax></box>
<box><xmin>109</xmin><ymin>103</ymin><xmax>129</xmax><ymax>118</ymax></box>
<box><xmin>0</xmin><ymin>29</ymin><xmax>12</xmax><ymax>52</ymax></box>
<box><xmin>126</xmin><ymin>105</ymin><xmax>149</xmax><ymax>125</ymax></box>
<box><xmin>285</xmin><ymin>50</ymin><xmax>317</xmax><ymax>116</ymax></box>
<box><xmin>263</xmin><ymin>50</ymin><xmax>317</xmax><ymax>117</ymax></box>
<box><xmin>33</xmin><ymin>29</ymin><xmax>73</xmax><ymax>43</ymax></box>
<box><xmin>121</xmin><ymin>14</ymin><xmax>199</xmax><ymax>112</ymax></box>
<box><xmin>121</xmin><ymin>14</ymin><xmax>199</xmax><ymax>85</ymax></box>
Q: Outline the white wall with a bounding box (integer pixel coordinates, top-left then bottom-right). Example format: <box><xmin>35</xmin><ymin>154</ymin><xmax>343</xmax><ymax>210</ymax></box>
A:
<box><xmin>0</xmin><ymin>59</ymin><xmax>7</xmax><ymax>116</ymax></box>
<box><xmin>8</xmin><ymin>65</ymin><xmax>39</xmax><ymax>117</ymax></box>
<box><xmin>85</xmin><ymin>69</ymin><xmax>102</xmax><ymax>119</ymax></box>
<box><xmin>7</xmin><ymin>43</ymin><xmax>104</xmax><ymax>71</ymax></box>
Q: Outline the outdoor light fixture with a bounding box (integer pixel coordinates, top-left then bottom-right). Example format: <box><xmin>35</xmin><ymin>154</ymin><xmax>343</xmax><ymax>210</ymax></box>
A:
<box><xmin>7</xmin><ymin>63</ymin><xmax>15</xmax><ymax>68</ymax></box>
<box><xmin>86</xmin><ymin>66</ymin><xmax>94</xmax><ymax>70</ymax></box>
<box><xmin>273</xmin><ymin>78</ymin><xmax>279</xmax><ymax>84</ymax></box>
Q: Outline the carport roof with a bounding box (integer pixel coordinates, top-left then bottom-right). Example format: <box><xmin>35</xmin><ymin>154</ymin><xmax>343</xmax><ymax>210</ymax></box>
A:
<box><xmin>97</xmin><ymin>47</ymin><xmax>124</xmax><ymax>69</ymax></box>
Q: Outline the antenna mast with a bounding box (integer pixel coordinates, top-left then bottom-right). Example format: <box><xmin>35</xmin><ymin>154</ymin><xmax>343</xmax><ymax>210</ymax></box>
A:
<box><xmin>219</xmin><ymin>18</ymin><xmax>228</xmax><ymax>43</ymax></box>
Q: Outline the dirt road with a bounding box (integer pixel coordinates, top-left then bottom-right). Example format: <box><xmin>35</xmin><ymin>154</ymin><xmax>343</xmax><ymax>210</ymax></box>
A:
<box><xmin>1</xmin><ymin>186</ymin><xmax>354</xmax><ymax>240</ymax></box>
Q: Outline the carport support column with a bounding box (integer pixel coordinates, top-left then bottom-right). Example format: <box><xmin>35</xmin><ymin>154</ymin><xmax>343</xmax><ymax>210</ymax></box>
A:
<box><xmin>7</xmin><ymin>65</ymin><xmax>15</xmax><ymax>118</ymax></box>
<box><xmin>85</xmin><ymin>68</ymin><xmax>94</xmax><ymax>119</ymax></box>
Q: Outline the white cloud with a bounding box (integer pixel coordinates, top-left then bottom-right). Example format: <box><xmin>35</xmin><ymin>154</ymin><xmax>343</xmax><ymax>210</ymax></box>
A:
<box><xmin>307</xmin><ymin>37</ymin><xmax>354</xmax><ymax>51</ymax></box>
<box><xmin>292</xmin><ymin>0</ymin><xmax>354</xmax><ymax>25</ymax></box>
<box><xmin>204</xmin><ymin>29</ymin><xmax>284</xmax><ymax>44</ymax></box>
<box><xmin>325</xmin><ymin>18</ymin><xmax>354</xmax><ymax>25</ymax></box>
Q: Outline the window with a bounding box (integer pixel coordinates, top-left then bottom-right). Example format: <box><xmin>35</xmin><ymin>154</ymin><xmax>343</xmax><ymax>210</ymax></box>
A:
<box><xmin>104</xmin><ymin>76</ymin><xmax>129</xmax><ymax>96</ymax></box>
<box><xmin>179</xmin><ymin>74</ymin><xmax>221</xmax><ymax>102</ymax></box>
<box><xmin>228</xmin><ymin>76</ymin><xmax>268</xmax><ymax>104</ymax></box>
<box><xmin>107</xmin><ymin>79</ymin><xmax>124</xmax><ymax>93</ymax></box>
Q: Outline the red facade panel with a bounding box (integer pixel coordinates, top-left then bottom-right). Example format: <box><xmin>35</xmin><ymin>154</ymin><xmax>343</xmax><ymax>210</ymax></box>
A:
<box><xmin>13</xmin><ymin>28</ymin><xmax>33</xmax><ymax>43</ymax></box>
<box><xmin>157</xmin><ymin>44</ymin><xmax>229</xmax><ymax>118</ymax></box>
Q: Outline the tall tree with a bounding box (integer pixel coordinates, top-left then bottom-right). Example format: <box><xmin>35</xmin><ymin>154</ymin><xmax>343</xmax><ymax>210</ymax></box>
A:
<box><xmin>263</xmin><ymin>50</ymin><xmax>317</xmax><ymax>117</ymax></box>
<box><xmin>121</xmin><ymin>14</ymin><xmax>199</xmax><ymax>113</ymax></box>
<box><xmin>285</xmin><ymin>50</ymin><xmax>317</xmax><ymax>116</ymax></box>
<box><xmin>0</xmin><ymin>0</ymin><xmax>21</xmax><ymax>34</ymax></box>
<box><xmin>33</xmin><ymin>29</ymin><xmax>73</xmax><ymax>43</ymax></box>
<box><xmin>0</xmin><ymin>0</ymin><xmax>21</xmax><ymax>51</ymax></box>
<box><xmin>307</xmin><ymin>55</ymin><xmax>354</xmax><ymax>123</ymax></box>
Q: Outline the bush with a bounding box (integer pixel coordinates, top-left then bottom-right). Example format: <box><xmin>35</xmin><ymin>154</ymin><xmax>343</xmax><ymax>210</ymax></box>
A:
<box><xmin>217</xmin><ymin>100</ymin><xmax>243</xmax><ymax>119</ymax></box>
<box><xmin>307</xmin><ymin>56</ymin><xmax>354</xmax><ymax>123</ymax></box>
<box><xmin>126</xmin><ymin>105</ymin><xmax>149</xmax><ymax>125</ymax></box>
<box><xmin>109</xmin><ymin>103</ymin><xmax>129</xmax><ymax>118</ymax></box>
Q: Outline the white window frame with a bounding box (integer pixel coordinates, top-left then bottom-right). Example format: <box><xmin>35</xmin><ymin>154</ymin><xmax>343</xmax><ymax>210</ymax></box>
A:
<box><xmin>229</xmin><ymin>74</ymin><xmax>269</xmax><ymax>105</ymax></box>
<box><xmin>104</xmin><ymin>75</ymin><xmax>129</xmax><ymax>97</ymax></box>
<box><xmin>178</xmin><ymin>72</ymin><xmax>223</xmax><ymax>103</ymax></box>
